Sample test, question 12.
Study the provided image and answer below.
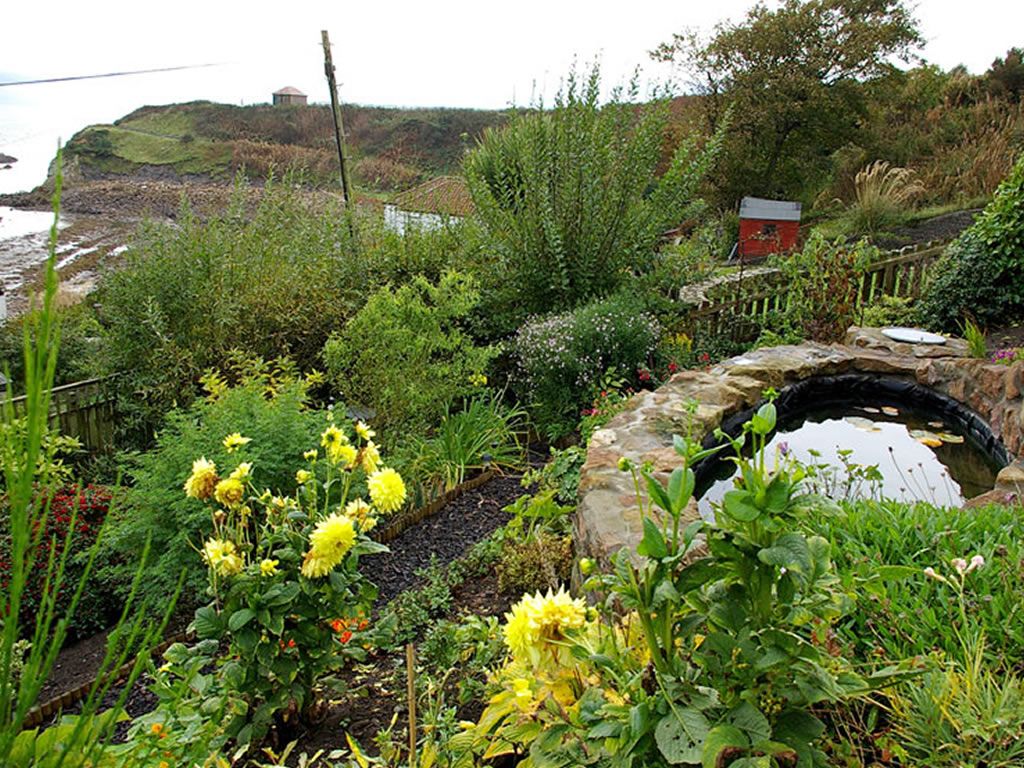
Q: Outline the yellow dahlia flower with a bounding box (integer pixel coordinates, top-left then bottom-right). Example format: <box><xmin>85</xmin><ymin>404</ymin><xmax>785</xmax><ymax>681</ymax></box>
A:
<box><xmin>355</xmin><ymin>421</ymin><xmax>375</xmax><ymax>441</ymax></box>
<box><xmin>301</xmin><ymin>513</ymin><xmax>356</xmax><ymax>578</ymax></box>
<box><xmin>360</xmin><ymin>440</ymin><xmax>381</xmax><ymax>475</ymax></box>
<box><xmin>504</xmin><ymin>588</ymin><xmax>587</xmax><ymax>667</ymax></box>
<box><xmin>303</xmin><ymin>449</ymin><xmax>318</xmax><ymax>461</ymax></box>
<box><xmin>296</xmin><ymin>469</ymin><xmax>313</xmax><ymax>485</ymax></box>
<box><xmin>368</xmin><ymin>468</ymin><xmax>406</xmax><ymax>513</ymax></box>
<box><xmin>260</xmin><ymin>558</ymin><xmax>280</xmax><ymax>577</ymax></box>
<box><xmin>214</xmin><ymin>476</ymin><xmax>245</xmax><ymax>508</ymax></box>
<box><xmin>202</xmin><ymin>539</ymin><xmax>243</xmax><ymax>577</ymax></box>
<box><xmin>223</xmin><ymin>433</ymin><xmax>251</xmax><ymax>453</ymax></box>
<box><xmin>184</xmin><ymin>458</ymin><xmax>218</xmax><ymax>500</ymax></box>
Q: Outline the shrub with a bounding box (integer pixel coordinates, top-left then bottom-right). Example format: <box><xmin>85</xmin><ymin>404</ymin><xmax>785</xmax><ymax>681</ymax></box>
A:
<box><xmin>512</xmin><ymin>294</ymin><xmax>660</xmax><ymax>436</ymax></box>
<box><xmin>0</xmin><ymin>304</ymin><xmax>103</xmax><ymax>396</ymax></box>
<box><xmin>94</xmin><ymin>178</ymin><xmax>359</xmax><ymax>443</ymax></box>
<box><xmin>464</xmin><ymin>63</ymin><xmax>724</xmax><ymax>333</ymax></box>
<box><xmin>322</xmin><ymin>271</ymin><xmax>496</xmax><ymax>440</ymax></box>
<box><xmin>917</xmin><ymin>152</ymin><xmax>1024</xmax><ymax>330</ymax></box>
<box><xmin>0</xmin><ymin>485</ymin><xmax>115</xmax><ymax>641</ymax></box>
<box><xmin>774</xmin><ymin>233</ymin><xmax>879</xmax><ymax>342</ymax></box>
<box><xmin>102</xmin><ymin>368</ymin><xmax>325</xmax><ymax>608</ymax></box>
<box><xmin>858</xmin><ymin>294</ymin><xmax>916</xmax><ymax>327</ymax></box>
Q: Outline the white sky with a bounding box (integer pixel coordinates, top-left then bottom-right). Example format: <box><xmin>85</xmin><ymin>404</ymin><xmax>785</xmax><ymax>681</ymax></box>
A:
<box><xmin>1</xmin><ymin>0</ymin><xmax>1022</xmax><ymax>192</ymax></box>
<box><xmin>3</xmin><ymin>0</ymin><xmax>1023</xmax><ymax>109</ymax></box>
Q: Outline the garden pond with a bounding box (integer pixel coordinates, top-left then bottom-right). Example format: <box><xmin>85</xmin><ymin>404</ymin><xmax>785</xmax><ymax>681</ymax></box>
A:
<box><xmin>697</xmin><ymin>377</ymin><xmax>1008</xmax><ymax>517</ymax></box>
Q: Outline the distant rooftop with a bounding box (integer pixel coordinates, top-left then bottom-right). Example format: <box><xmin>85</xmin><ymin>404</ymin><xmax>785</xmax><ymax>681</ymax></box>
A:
<box><xmin>390</xmin><ymin>176</ymin><xmax>474</xmax><ymax>217</ymax></box>
<box><xmin>273</xmin><ymin>86</ymin><xmax>306</xmax><ymax>96</ymax></box>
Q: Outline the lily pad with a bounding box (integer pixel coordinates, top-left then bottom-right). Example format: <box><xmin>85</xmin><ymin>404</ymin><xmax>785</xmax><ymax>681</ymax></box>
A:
<box><xmin>910</xmin><ymin>429</ymin><xmax>944</xmax><ymax>447</ymax></box>
<box><xmin>937</xmin><ymin>433</ymin><xmax>965</xmax><ymax>444</ymax></box>
<box><xmin>860</xmin><ymin>406</ymin><xmax>881</xmax><ymax>414</ymax></box>
<box><xmin>881</xmin><ymin>406</ymin><xmax>900</xmax><ymax>416</ymax></box>
<box><xmin>845</xmin><ymin>416</ymin><xmax>881</xmax><ymax>432</ymax></box>
<box><xmin>928</xmin><ymin>421</ymin><xmax>945</xmax><ymax>429</ymax></box>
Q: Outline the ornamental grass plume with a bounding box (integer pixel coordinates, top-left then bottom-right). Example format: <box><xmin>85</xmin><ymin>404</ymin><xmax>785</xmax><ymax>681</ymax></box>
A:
<box><xmin>504</xmin><ymin>588</ymin><xmax>588</xmax><ymax>668</ymax></box>
<box><xmin>368</xmin><ymin>467</ymin><xmax>407</xmax><ymax>513</ymax></box>
<box><xmin>184</xmin><ymin>458</ymin><xmax>218</xmax><ymax>500</ymax></box>
<box><xmin>301</xmin><ymin>512</ymin><xmax>356</xmax><ymax>578</ymax></box>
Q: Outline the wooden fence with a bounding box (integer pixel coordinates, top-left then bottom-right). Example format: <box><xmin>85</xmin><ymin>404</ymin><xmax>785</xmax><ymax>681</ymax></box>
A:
<box><xmin>4</xmin><ymin>376</ymin><xmax>119</xmax><ymax>454</ymax></box>
<box><xmin>679</xmin><ymin>240</ymin><xmax>948</xmax><ymax>344</ymax></box>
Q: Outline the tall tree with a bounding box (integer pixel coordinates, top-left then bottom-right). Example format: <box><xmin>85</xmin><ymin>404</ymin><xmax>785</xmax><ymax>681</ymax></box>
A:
<box><xmin>988</xmin><ymin>47</ymin><xmax>1024</xmax><ymax>102</ymax></box>
<box><xmin>653</xmin><ymin>0</ymin><xmax>921</xmax><ymax>205</ymax></box>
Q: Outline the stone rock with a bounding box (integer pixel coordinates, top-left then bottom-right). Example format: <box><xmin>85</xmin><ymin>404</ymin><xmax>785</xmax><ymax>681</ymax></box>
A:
<box><xmin>575</xmin><ymin>336</ymin><xmax>1021</xmax><ymax>565</ymax></box>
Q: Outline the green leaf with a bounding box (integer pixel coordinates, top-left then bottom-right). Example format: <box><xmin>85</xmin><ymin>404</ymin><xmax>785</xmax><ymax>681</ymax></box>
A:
<box><xmin>723</xmin><ymin>490</ymin><xmax>761</xmax><ymax>522</ymax></box>
<box><xmin>193</xmin><ymin>605</ymin><xmax>225</xmax><ymax>639</ymax></box>
<box><xmin>702</xmin><ymin>724</ymin><xmax>749</xmax><ymax>768</ymax></box>
<box><xmin>637</xmin><ymin>517</ymin><xmax>669</xmax><ymax>559</ymax></box>
<box><xmin>222</xmin><ymin>660</ymin><xmax>245</xmax><ymax>689</ymax></box>
<box><xmin>758</xmin><ymin>533</ymin><xmax>812</xmax><ymax>575</ymax></box>
<box><xmin>729</xmin><ymin>702</ymin><xmax>770</xmax><ymax>743</ymax></box>
<box><xmin>655</xmin><ymin>709</ymin><xmax>709</xmax><ymax>764</ymax></box>
<box><xmin>228</xmin><ymin>608</ymin><xmax>256</xmax><ymax>632</ymax></box>
<box><xmin>647</xmin><ymin>474</ymin><xmax>673</xmax><ymax>513</ymax></box>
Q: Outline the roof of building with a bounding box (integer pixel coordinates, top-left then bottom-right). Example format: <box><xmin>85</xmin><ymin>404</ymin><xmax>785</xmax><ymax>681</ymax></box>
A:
<box><xmin>739</xmin><ymin>196</ymin><xmax>802</xmax><ymax>222</ymax></box>
<box><xmin>273</xmin><ymin>86</ymin><xmax>306</xmax><ymax>96</ymax></box>
<box><xmin>389</xmin><ymin>176</ymin><xmax>475</xmax><ymax>217</ymax></box>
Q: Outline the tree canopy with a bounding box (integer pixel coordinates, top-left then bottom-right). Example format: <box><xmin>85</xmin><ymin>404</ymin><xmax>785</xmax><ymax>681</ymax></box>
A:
<box><xmin>653</xmin><ymin>0</ymin><xmax>922</xmax><ymax>205</ymax></box>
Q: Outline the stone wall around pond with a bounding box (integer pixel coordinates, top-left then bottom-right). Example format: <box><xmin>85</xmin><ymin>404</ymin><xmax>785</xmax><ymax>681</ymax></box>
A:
<box><xmin>575</xmin><ymin>327</ymin><xmax>1024</xmax><ymax>566</ymax></box>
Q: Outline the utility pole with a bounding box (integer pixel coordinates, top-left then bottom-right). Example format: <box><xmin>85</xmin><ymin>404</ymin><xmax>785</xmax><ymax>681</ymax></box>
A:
<box><xmin>321</xmin><ymin>30</ymin><xmax>354</xmax><ymax>207</ymax></box>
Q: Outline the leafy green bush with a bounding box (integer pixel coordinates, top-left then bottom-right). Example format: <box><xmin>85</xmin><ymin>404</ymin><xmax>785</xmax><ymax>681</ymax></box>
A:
<box><xmin>102</xmin><ymin>371</ymin><xmax>325</xmax><ymax>608</ymax></box>
<box><xmin>858</xmin><ymin>294</ymin><xmax>915</xmax><ymax>328</ymax></box>
<box><xmin>94</xmin><ymin>180</ymin><xmax>358</xmax><ymax>442</ymax></box>
<box><xmin>322</xmin><ymin>271</ymin><xmax>496</xmax><ymax>441</ymax></box>
<box><xmin>512</xmin><ymin>294</ymin><xmax>660</xmax><ymax>437</ymax></box>
<box><xmin>464</xmin><ymin>64</ymin><xmax>724</xmax><ymax>334</ymax></box>
<box><xmin>0</xmin><ymin>304</ymin><xmax>103</xmax><ymax>395</ymax></box>
<box><xmin>918</xmin><ymin>153</ymin><xmax>1024</xmax><ymax>329</ymax></box>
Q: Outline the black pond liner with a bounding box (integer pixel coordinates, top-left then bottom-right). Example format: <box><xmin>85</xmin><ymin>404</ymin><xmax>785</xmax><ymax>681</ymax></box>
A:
<box><xmin>692</xmin><ymin>373</ymin><xmax>1011</xmax><ymax>494</ymax></box>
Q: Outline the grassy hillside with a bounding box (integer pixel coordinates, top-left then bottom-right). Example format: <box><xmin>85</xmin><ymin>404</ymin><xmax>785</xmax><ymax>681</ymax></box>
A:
<box><xmin>63</xmin><ymin>100</ymin><xmax>508</xmax><ymax>191</ymax></box>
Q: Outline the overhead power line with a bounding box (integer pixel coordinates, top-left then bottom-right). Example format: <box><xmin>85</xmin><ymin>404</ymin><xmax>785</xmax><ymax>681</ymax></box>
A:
<box><xmin>0</xmin><ymin>63</ymin><xmax>222</xmax><ymax>88</ymax></box>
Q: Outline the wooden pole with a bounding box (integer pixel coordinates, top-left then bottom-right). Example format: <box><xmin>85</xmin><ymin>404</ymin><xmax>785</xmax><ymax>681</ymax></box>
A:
<box><xmin>406</xmin><ymin>643</ymin><xmax>417</xmax><ymax>768</ymax></box>
<box><xmin>321</xmin><ymin>30</ymin><xmax>354</xmax><ymax>207</ymax></box>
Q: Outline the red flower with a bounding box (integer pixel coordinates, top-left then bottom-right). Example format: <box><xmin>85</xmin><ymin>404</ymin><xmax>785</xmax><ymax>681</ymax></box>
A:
<box><xmin>667</xmin><ymin>362</ymin><xmax>678</xmax><ymax>374</ymax></box>
<box><xmin>339</xmin><ymin>630</ymin><xmax>353</xmax><ymax>644</ymax></box>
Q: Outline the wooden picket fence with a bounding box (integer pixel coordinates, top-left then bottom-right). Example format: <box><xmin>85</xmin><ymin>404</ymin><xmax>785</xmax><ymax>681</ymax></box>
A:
<box><xmin>679</xmin><ymin>240</ymin><xmax>948</xmax><ymax>344</ymax></box>
<box><xmin>4</xmin><ymin>376</ymin><xmax>119</xmax><ymax>454</ymax></box>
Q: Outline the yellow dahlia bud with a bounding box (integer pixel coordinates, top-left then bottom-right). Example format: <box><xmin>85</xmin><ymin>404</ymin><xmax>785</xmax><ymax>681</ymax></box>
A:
<box><xmin>360</xmin><ymin>440</ymin><xmax>381</xmax><ymax>475</ymax></box>
<box><xmin>259</xmin><ymin>558</ymin><xmax>280</xmax><ymax>577</ymax></box>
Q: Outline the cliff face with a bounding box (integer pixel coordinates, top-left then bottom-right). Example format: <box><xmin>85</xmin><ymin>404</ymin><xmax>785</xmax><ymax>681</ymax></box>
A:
<box><xmin>61</xmin><ymin>101</ymin><xmax>507</xmax><ymax>192</ymax></box>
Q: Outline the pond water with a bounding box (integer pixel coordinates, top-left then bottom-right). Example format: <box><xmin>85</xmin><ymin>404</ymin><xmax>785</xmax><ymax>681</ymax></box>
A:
<box><xmin>697</xmin><ymin>400</ymin><xmax>1005</xmax><ymax>519</ymax></box>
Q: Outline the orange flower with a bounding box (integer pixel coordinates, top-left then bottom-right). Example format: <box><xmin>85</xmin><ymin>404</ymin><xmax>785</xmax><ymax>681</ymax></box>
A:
<box><xmin>330</xmin><ymin>618</ymin><xmax>345</xmax><ymax>633</ymax></box>
<box><xmin>339</xmin><ymin>630</ymin><xmax>353</xmax><ymax>644</ymax></box>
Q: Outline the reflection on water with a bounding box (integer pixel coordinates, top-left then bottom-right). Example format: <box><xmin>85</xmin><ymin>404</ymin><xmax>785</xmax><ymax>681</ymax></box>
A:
<box><xmin>697</xmin><ymin>403</ymin><xmax>1004</xmax><ymax>519</ymax></box>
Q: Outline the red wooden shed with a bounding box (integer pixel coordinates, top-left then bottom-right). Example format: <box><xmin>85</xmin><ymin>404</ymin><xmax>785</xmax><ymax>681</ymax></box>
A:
<box><xmin>737</xmin><ymin>197</ymin><xmax>802</xmax><ymax>260</ymax></box>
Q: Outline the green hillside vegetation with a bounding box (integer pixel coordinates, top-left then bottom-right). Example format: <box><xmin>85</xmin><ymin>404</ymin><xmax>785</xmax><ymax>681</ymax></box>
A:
<box><xmin>63</xmin><ymin>100</ymin><xmax>508</xmax><ymax>191</ymax></box>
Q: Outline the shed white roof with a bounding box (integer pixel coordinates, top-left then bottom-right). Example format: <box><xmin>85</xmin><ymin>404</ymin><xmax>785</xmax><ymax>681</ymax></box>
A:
<box><xmin>739</xmin><ymin>197</ymin><xmax>802</xmax><ymax>222</ymax></box>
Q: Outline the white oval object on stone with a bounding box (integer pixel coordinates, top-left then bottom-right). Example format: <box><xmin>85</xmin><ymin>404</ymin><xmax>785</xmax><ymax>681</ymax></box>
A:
<box><xmin>882</xmin><ymin>327</ymin><xmax>947</xmax><ymax>344</ymax></box>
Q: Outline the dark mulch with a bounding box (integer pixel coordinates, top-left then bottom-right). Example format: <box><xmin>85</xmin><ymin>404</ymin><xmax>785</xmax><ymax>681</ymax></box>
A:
<box><xmin>872</xmin><ymin>209</ymin><xmax>980</xmax><ymax>251</ymax></box>
<box><xmin>364</xmin><ymin>473</ymin><xmax>523</xmax><ymax>603</ymax></box>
